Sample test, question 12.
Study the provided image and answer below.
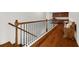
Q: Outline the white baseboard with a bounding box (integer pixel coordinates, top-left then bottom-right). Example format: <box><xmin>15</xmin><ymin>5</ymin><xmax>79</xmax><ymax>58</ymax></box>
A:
<box><xmin>76</xmin><ymin>40</ymin><xmax>79</xmax><ymax>46</ymax></box>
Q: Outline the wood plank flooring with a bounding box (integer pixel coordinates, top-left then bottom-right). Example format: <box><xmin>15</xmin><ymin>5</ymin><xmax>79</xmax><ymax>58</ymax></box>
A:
<box><xmin>32</xmin><ymin>24</ymin><xmax>78</xmax><ymax>47</ymax></box>
<box><xmin>0</xmin><ymin>24</ymin><xmax>78</xmax><ymax>47</ymax></box>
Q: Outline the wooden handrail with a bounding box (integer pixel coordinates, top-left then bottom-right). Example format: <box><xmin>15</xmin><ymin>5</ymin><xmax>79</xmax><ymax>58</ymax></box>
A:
<box><xmin>8</xmin><ymin>23</ymin><xmax>37</xmax><ymax>37</ymax></box>
<box><xmin>18</xmin><ymin>19</ymin><xmax>51</xmax><ymax>25</ymax></box>
<box><xmin>18</xmin><ymin>19</ymin><xmax>68</xmax><ymax>25</ymax></box>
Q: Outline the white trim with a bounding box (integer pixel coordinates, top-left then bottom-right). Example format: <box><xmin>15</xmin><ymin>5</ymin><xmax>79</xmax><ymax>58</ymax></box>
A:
<box><xmin>28</xmin><ymin>24</ymin><xmax>57</xmax><ymax>47</ymax></box>
<box><xmin>76</xmin><ymin>39</ymin><xmax>79</xmax><ymax>46</ymax></box>
<box><xmin>54</xmin><ymin>17</ymin><xmax>69</xmax><ymax>19</ymax></box>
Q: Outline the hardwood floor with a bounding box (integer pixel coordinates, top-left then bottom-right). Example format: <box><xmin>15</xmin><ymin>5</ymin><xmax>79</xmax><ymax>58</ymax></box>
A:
<box><xmin>38</xmin><ymin>37</ymin><xmax>78</xmax><ymax>47</ymax></box>
<box><xmin>0</xmin><ymin>24</ymin><xmax>78</xmax><ymax>47</ymax></box>
<box><xmin>32</xmin><ymin>24</ymin><xmax>78</xmax><ymax>47</ymax></box>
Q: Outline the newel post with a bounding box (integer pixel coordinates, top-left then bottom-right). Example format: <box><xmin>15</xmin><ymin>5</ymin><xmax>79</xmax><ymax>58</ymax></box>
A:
<box><xmin>15</xmin><ymin>20</ymin><xmax>19</xmax><ymax>46</ymax></box>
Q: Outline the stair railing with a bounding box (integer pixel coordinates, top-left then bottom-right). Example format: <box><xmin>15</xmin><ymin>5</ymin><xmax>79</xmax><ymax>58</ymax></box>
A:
<box><xmin>9</xmin><ymin>19</ymin><xmax>70</xmax><ymax>47</ymax></box>
<box><xmin>9</xmin><ymin>19</ymin><xmax>54</xmax><ymax>46</ymax></box>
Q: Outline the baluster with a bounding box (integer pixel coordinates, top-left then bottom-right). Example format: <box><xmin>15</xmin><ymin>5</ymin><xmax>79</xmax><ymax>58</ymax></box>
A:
<box><xmin>23</xmin><ymin>24</ymin><xmax>25</xmax><ymax>46</ymax></box>
<box><xmin>31</xmin><ymin>23</ymin><xmax>33</xmax><ymax>43</ymax></box>
<box><xmin>33</xmin><ymin>23</ymin><xmax>36</xmax><ymax>41</ymax></box>
<box><xmin>31</xmin><ymin>24</ymin><xmax>34</xmax><ymax>43</ymax></box>
<box><xmin>27</xmin><ymin>24</ymin><xmax>30</xmax><ymax>45</ymax></box>
<box><xmin>21</xmin><ymin>24</ymin><xmax>24</xmax><ymax>46</ymax></box>
<box><xmin>34</xmin><ymin>23</ymin><xmax>37</xmax><ymax>35</ymax></box>
<box><xmin>37</xmin><ymin>22</ymin><xmax>39</xmax><ymax>37</ymax></box>
<box><xmin>46</xmin><ymin>19</ymin><xmax>48</xmax><ymax>32</ymax></box>
<box><xmin>29</xmin><ymin>24</ymin><xmax>31</xmax><ymax>44</ymax></box>
<box><xmin>33</xmin><ymin>23</ymin><xmax>35</xmax><ymax>41</ymax></box>
<box><xmin>30</xmin><ymin>24</ymin><xmax>32</xmax><ymax>43</ymax></box>
<box><xmin>26</xmin><ymin>24</ymin><xmax>27</xmax><ymax>46</ymax></box>
<box><xmin>20</xmin><ymin>25</ymin><xmax>22</xmax><ymax>46</ymax></box>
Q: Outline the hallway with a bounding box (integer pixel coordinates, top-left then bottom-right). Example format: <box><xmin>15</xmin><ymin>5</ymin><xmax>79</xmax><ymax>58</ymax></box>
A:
<box><xmin>32</xmin><ymin>24</ymin><xmax>78</xmax><ymax>47</ymax></box>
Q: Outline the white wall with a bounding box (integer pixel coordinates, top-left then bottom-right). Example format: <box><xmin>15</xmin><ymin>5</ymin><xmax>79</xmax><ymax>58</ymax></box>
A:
<box><xmin>0</xmin><ymin>12</ymin><xmax>47</xmax><ymax>44</ymax></box>
<box><xmin>46</xmin><ymin>12</ymin><xmax>52</xmax><ymax>19</ymax></box>
<box><xmin>69</xmin><ymin>12</ymin><xmax>79</xmax><ymax>46</ymax></box>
